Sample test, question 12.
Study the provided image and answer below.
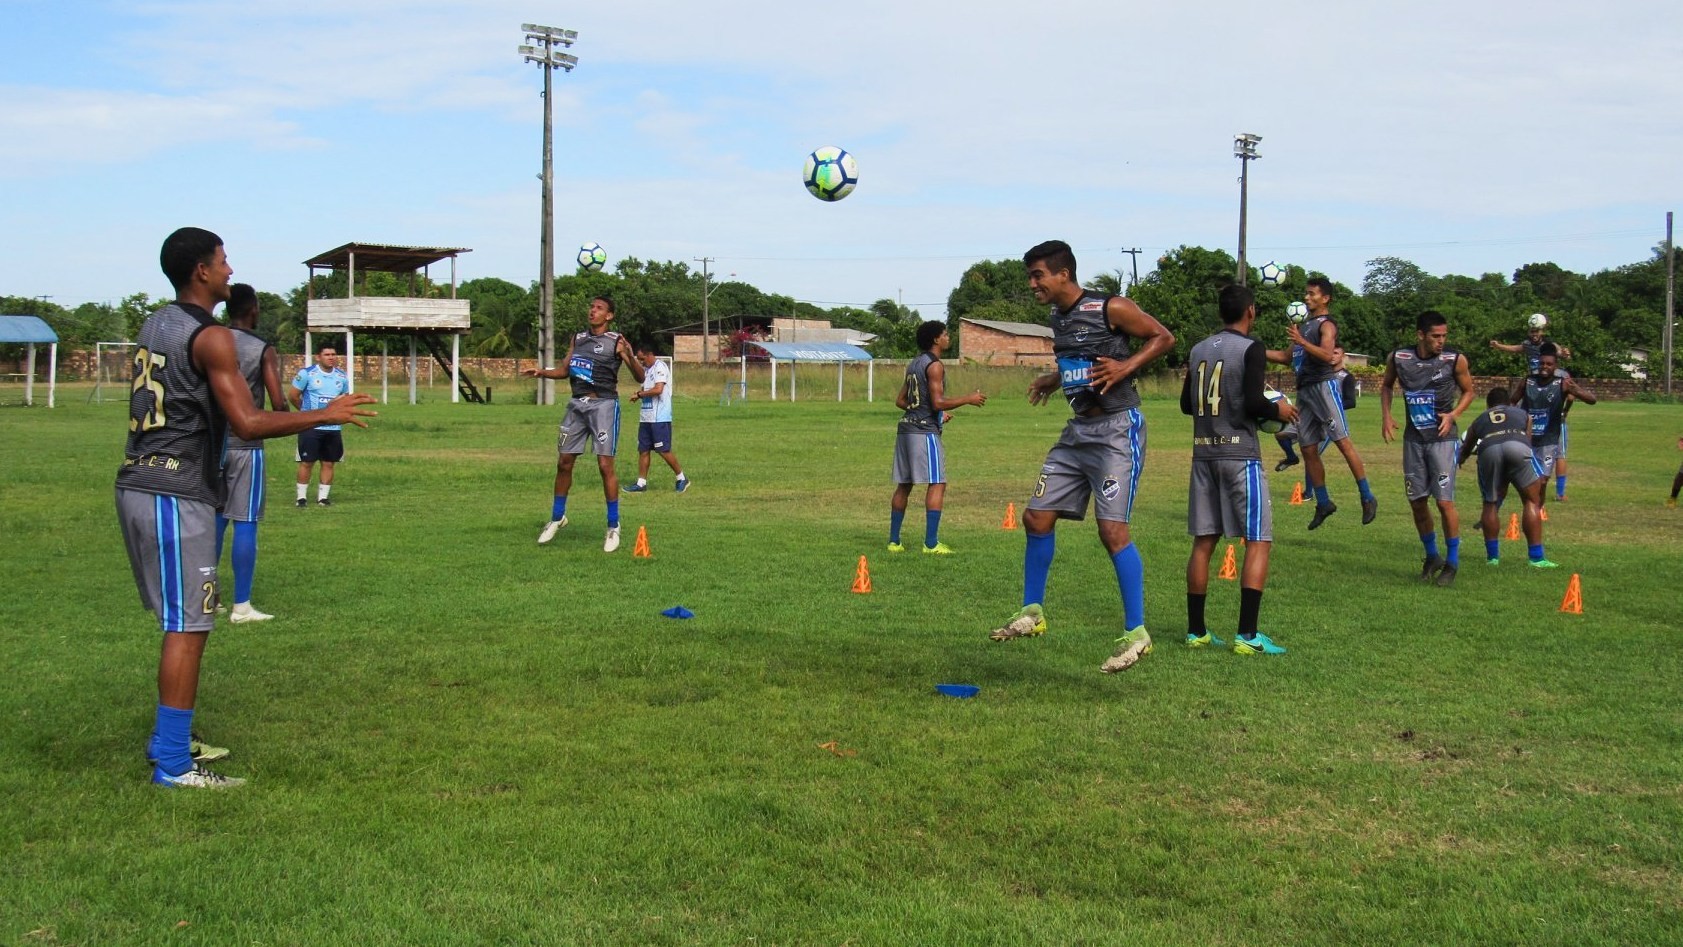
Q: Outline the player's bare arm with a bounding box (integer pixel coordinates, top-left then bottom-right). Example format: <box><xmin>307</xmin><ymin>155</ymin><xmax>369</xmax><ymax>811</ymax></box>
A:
<box><xmin>1027</xmin><ymin>372</ymin><xmax>1059</xmax><ymax>406</ymax></box>
<box><xmin>1564</xmin><ymin>377</ymin><xmax>1598</xmax><ymax>405</ymax></box>
<box><xmin>1089</xmin><ymin>296</ymin><xmax>1174</xmax><ymax>394</ymax></box>
<box><xmin>1440</xmin><ymin>353</ymin><xmax>1476</xmax><ymax>438</ymax></box>
<box><xmin>261</xmin><ymin>347</ymin><xmax>288</xmax><ymax>412</ymax></box>
<box><xmin>1490</xmin><ymin>340</ymin><xmax>1522</xmax><ymax>353</ymax></box>
<box><xmin>1378</xmin><ymin>355</ymin><xmax>1400</xmax><ymax>443</ymax></box>
<box><xmin>197</xmin><ymin>327</ymin><xmax>375</xmax><ymax>439</ymax></box>
<box><xmin>927</xmin><ymin>361</ymin><xmax>986</xmax><ymax>411</ymax></box>
<box><xmin>620</xmin><ymin>338</ymin><xmax>646</xmax><ymax>383</ymax></box>
<box><xmin>629</xmin><ymin>380</ymin><xmax>666</xmax><ymax>402</ymax></box>
<box><xmin>1287</xmin><ymin>319</ymin><xmax>1339</xmax><ymax>366</ymax></box>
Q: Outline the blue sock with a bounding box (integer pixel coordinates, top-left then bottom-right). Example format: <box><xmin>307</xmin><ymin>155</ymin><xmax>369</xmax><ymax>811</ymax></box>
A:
<box><xmin>551</xmin><ymin>495</ymin><xmax>567</xmax><ymax>521</ymax></box>
<box><xmin>1314</xmin><ymin>484</ymin><xmax>1331</xmax><ymax>506</ymax></box>
<box><xmin>924</xmin><ymin>510</ymin><xmax>942</xmax><ymax>548</ymax></box>
<box><xmin>1556</xmin><ymin>476</ymin><xmax>1566</xmax><ymax>498</ymax></box>
<box><xmin>1529</xmin><ymin>543</ymin><xmax>1545</xmax><ymax>561</ymax></box>
<box><xmin>1485</xmin><ymin>539</ymin><xmax>1500</xmax><ymax>560</ymax></box>
<box><xmin>889</xmin><ymin>508</ymin><xmax>905</xmax><ymax>544</ymax></box>
<box><xmin>1446</xmin><ymin>537</ymin><xmax>1460</xmax><ymax>567</ymax></box>
<box><xmin>1110</xmin><ymin>543</ymin><xmax>1146</xmax><ymax>630</ymax></box>
<box><xmin>150</xmin><ymin>704</ymin><xmax>194</xmax><ymax>777</ymax></box>
<box><xmin>1357</xmin><ymin>478</ymin><xmax>1375</xmax><ymax>502</ymax></box>
<box><xmin>606</xmin><ymin>500</ymin><xmax>619</xmax><ymax>529</ymax></box>
<box><xmin>232</xmin><ymin>521</ymin><xmax>258</xmax><ymax>604</ymax></box>
<box><xmin>215</xmin><ymin>514</ymin><xmax>228</xmax><ymax>562</ymax></box>
<box><xmin>1023</xmin><ymin>531</ymin><xmax>1054</xmax><ymax>607</ymax></box>
<box><xmin>1421</xmin><ymin>531</ymin><xmax>1439</xmax><ymax>560</ymax></box>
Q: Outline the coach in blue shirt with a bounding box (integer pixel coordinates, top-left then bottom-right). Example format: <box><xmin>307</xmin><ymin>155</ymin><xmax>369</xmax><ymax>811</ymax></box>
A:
<box><xmin>289</xmin><ymin>344</ymin><xmax>351</xmax><ymax>507</ymax></box>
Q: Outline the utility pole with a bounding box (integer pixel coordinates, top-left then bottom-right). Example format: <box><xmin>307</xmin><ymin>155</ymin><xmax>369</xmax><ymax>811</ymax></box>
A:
<box><xmin>1233</xmin><ymin>133</ymin><xmax>1261</xmax><ymax>286</ymax></box>
<box><xmin>1119</xmin><ymin>248</ymin><xmax>1141</xmax><ymax>291</ymax></box>
<box><xmin>1666</xmin><ymin>211</ymin><xmax>1675</xmax><ymax>396</ymax></box>
<box><xmin>520</xmin><ymin>24</ymin><xmax>578</xmax><ymax>406</ymax></box>
<box><xmin>694</xmin><ymin>257</ymin><xmax>714</xmax><ymax>363</ymax></box>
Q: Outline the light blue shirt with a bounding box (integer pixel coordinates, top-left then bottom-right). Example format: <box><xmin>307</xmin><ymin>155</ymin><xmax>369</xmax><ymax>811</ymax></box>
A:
<box><xmin>292</xmin><ymin>365</ymin><xmax>349</xmax><ymax>430</ymax></box>
<box><xmin>639</xmin><ymin>359</ymin><xmax>673</xmax><ymax>423</ymax></box>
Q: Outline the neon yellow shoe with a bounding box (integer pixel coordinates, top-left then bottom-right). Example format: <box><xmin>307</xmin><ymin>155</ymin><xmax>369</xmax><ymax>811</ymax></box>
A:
<box><xmin>989</xmin><ymin>604</ymin><xmax>1046</xmax><ymax>641</ymax></box>
<box><xmin>886</xmin><ymin>542</ymin><xmax>905</xmax><ymax>553</ymax></box>
<box><xmin>1101</xmin><ymin>627</ymin><xmax>1152</xmax><ymax>673</ymax></box>
<box><xmin>922</xmin><ymin>542</ymin><xmax>953</xmax><ymax>555</ymax></box>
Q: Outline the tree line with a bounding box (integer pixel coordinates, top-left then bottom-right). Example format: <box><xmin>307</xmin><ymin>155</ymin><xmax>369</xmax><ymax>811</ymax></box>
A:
<box><xmin>5</xmin><ymin>245</ymin><xmax>1675</xmax><ymax>376</ymax></box>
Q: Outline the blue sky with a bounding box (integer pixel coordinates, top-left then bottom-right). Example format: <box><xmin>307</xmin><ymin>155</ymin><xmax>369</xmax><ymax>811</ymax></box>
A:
<box><xmin>3</xmin><ymin>0</ymin><xmax>1679</xmax><ymax>317</ymax></box>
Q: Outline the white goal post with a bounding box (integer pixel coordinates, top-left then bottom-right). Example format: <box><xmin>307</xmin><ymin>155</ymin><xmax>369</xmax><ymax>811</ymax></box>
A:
<box><xmin>90</xmin><ymin>341</ymin><xmax>137</xmax><ymax>404</ymax></box>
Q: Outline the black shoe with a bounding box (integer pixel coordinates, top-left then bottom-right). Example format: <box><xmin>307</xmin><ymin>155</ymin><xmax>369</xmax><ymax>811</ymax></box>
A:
<box><xmin>1435</xmin><ymin>563</ymin><xmax>1458</xmax><ymax>587</ymax></box>
<box><xmin>296</xmin><ymin>498</ymin><xmax>307</xmax><ymax>509</ymax></box>
<box><xmin>1420</xmin><ymin>556</ymin><xmax>1445</xmax><ymax>582</ymax></box>
<box><xmin>1275</xmin><ymin>457</ymin><xmax>1300</xmax><ymax>472</ymax></box>
<box><xmin>1307</xmin><ymin>503</ymin><xmax>1338</xmax><ymax>530</ymax></box>
<box><xmin>1361</xmin><ymin>497</ymin><xmax>1379</xmax><ymax>524</ymax></box>
<box><xmin>317</xmin><ymin>498</ymin><xmax>332</xmax><ymax>507</ymax></box>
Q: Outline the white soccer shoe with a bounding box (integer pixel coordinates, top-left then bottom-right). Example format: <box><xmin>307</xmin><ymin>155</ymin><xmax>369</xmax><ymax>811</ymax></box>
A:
<box><xmin>537</xmin><ymin>516</ymin><xmax>568</xmax><ymax>545</ymax></box>
<box><xmin>152</xmin><ymin>764</ymin><xmax>246</xmax><ymax>789</ymax></box>
<box><xmin>1101</xmin><ymin>627</ymin><xmax>1153</xmax><ymax>674</ymax></box>
<box><xmin>228</xmin><ymin>603</ymin><xmax>274</xmax><ymax>624</ymax></box>
<box><xmin>604</xmin><ymin>526</ymin><xmax>621</xmax><ymax>553</ymax></box>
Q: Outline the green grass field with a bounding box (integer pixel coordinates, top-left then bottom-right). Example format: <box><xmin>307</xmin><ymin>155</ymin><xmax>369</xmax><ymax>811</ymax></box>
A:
<box><xmin>3</xmin><ymin>373</ymin><xmax>1681</xmax><ymax>945</ymax></box>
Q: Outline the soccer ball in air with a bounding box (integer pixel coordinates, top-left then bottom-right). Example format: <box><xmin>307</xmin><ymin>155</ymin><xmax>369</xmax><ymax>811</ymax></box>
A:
<box><xmin>803</xmin><ymin>146</ymin><xmax>859</xmax><ymax>202</ymax></box>
<box><xmin>1286</xmin><ymin>301</ymin><xmax>1309</xmax><ymax>324</ymax></box>
<box><xmin>577</xmin><ymin>243</ymin><xmax>607</xmax><ymax>272</ymax></box>
<box><xmin>1527</xmin><ymin>312</ymin><xmax>1548</xmax><ymax>330</ymax></box>
<box><xmin>1259</xmin><ymin>261</ymin><xmax>1285</xmax><ymax>286</ymax></box>
<box><xmin>1259</xmin><ymin>388</ymin><xmax>1291</xmax><ymax>434</ymax></box>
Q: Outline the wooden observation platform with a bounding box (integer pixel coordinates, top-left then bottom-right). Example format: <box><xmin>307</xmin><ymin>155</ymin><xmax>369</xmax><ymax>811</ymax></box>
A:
<box><xmin>302</xmin><ymin>242</ymin><xmax>483</xmax><ymax>404</ymax></box>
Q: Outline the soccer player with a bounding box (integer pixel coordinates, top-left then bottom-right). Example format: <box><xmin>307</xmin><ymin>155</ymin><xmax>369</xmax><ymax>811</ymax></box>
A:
<box><xmin>1380</xmin><ymin>311</ymin><xmax>1475</xmax><ymax>586</ymax></box>
<box><xmin>1457</xmin><ymin>387</ymin><xmax>1554</xmax><ymax>567</ymax></box>
<box><xmin>523</xmin><ymin>295</ymin><xmax>644</xmax><ymax>552</ymax></box>
<box><xmin>1265</xmin><ymin>277</ymin><xmax>1377</xmax><ymax>529</ymax></box>
<box><xmin>988</xmin><ymin>240</ymin><xmax>1175</xmax><ymax>674</ymax></box>
<box><xmin>288</xmin><ymin>344</ymin><xmax>350</xmax><ymax>507</ymax></box>
<box><xmin>887</xmin><ymin>320</ymin><xmax>986</xmax><ymax>554</ymax></box>
<box><xmin>216</xmin><ymin>283</ymin><xmax>287</xmax><ymax>623</ymax></box>
<box><xmin>1517</xmin><ymin>342</ymin><xmax>1596</xmax><ymax>511</ymax></box>
<box><xmin>1181</xmin><ymin>284</ymin><xmax>1297</xmax><ymax>654</ymax></box>
<box><xmin>119</xmin><ymin>227</ymin><xmax>375</xmax><ymax>788</ymax></box>
<box><xmin>1492</xmin><ymin>313</ymin><xmax>1575</xmax><ymax>500</ymax></box>
<box><xmin>1671</xmin><ymin>436</ymin><xmax>1683</xmax><ymax>507</ymax></box>
<box><xmin>624</xmin><ymin>342</ymin><xmax>689</xmax><ymax>494</ymax></box>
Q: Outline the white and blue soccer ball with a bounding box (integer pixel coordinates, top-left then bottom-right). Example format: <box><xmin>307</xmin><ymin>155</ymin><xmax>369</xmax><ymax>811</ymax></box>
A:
<box><xmin>577</xmin><ymin>243</ymin><xmax>607</xmax><ymax>272</ymax></box>
<box><xmin>1259</xmin><ymin>261</ymin><xmax>1285</xmax><ymax>286</ymax></box>
<box><xmin>1527</xmin><ymin>312</ymin><xmax>1548</xmax><ymax>330</ymax></box>
<box><xmin>803</xmin><ymin>146</ymin><xmax>859</xmax><ymax>202</ymax></box>
<box><xmin>1286</xmin><ymin>301</ymin><xmax>1309</xmax><ymax>324</ymax></box>
<box><xmin>1259</xmin><ymin>388</ymin><xmax>1291</xmax><ymax>434</ymax></box>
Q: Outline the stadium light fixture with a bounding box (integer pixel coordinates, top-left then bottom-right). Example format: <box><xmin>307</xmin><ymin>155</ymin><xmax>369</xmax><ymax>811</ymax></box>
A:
<box><xmin>1233</xmin><ymin>133</ymin><xmax>1262</xmax><ymax>285</ymax></box>
<box><xmin>519</xmin><ymin>23</ymin><xmax>579</xmax><ymax>406</ymax></box>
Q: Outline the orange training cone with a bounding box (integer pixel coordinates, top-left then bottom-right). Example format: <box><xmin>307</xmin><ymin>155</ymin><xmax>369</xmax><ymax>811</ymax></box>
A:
<box><xmin>1505</xmin><ymin>513</ymin><xmax>1520</xmax><ymax>541</ymax></box>
<box><xmin>851</xmin><ymin>555</ymin><xmax>873</xmax><ymax>594</ymax></box>
<box><xmin>1002</xmin><ymin>502</ymin><xmax>1017</xmax><ymax>530</ymax></box>
<box><xmin>1559</xmin><ymin>573</ymin><xmax>1582</xmax><ymax>614</ymax></box>
<box><xmin>1217</xmin><ymin>543</ymin><xmax>1238</xmax><ymax>581</ymax></box>
<box><xmin>1288</xmin><ymin>482</ymin><xmax>1305</xmax><ymax>505</ymax></box>
<box><xmin>632</xmin><ymin>525</ymin><xmax>651</xmax><ymax>558</ymax></box>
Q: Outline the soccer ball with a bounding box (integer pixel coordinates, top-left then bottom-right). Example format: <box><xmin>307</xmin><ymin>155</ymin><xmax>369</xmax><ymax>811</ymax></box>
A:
<box><xmin>577</xmin><ymin>243</ymin><xmax>607</xmax><ymax>272</ymax></box>
<box><xmin>1259</xmin><ymin>388</ymin><xmax>1291</xmax><ymax>434</ymax></box>
<box><xmin>1259</xmin><ymin>261</ymin><xmax>1285</xmax><ymax>286</ymax></box>
<box><xmin>1286</xmin><ymin>301</ymin><xmax>1309</xmax><ymax>324</ymax></box>
<box><xmin>1527</xmin><ymin>312</ymin><xmax>1548</xmax><ymax>330</ymax></box>
<box><xmin>803</xmin><ymin>146</ymin><xmax>859</xmax><ymax>202</ymax></box>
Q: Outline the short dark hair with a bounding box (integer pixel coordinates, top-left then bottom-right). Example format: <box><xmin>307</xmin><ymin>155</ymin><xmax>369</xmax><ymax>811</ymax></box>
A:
<box><xmin>1305</xmin><ymin>276</ymin><xmax>1334</xmax><ymax>299</ymax></box>
<box><xmin>226</xmin><ymin>283</ymin><xmax>258</xmax><ymax>321</ymax></box>
<box><xmin>635</xmin><ymin>340</ymin><xmax>662</xmax><ymax>356</ymax></box>
<box><xmin>916</xmin><ymin>320</ymin><xmax>947</xmax><ymax>351</ymax></box>
<box><xmin>1486</xmin><ymin>386</ymin><xmax>1510</xmax><ymax>407</ymax></box>
<box><xmin>317</xmin><ymin>343</ymin><xmax>338</xmax><ymax>355</ymax></box>
<box><xmin>1217</xmin><ymin>284</ymin><xmax>1254</xmax><ymax>325</ymax></box>
<box><xmin>160</xmin><ymin>227</ymin><xmax>223</xmax><ymax>291</ymax></box>
<box><xmin>1417</xmin><ymin>310</ymin><xmax>1447</xmax><ymax>333</ymax></box>
<box><xmin>593</xmin><ymin>295</ymin><xmax>616</xmax><ymax>315</ymax></box>
<box><xmin>1538</xmin><ymin>341</ymin><xmax>1559</xmax><ymax>358</ymax></box>
<box><xmin>1023</xmin><ymin>240</ymin><xmax>1078</xmax><ymax>283</ymax></box>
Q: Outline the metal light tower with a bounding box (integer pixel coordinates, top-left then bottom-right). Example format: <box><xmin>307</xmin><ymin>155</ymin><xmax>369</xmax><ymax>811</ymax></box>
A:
<box><xmin>1234</xmin><ymin>133</ymin><xmax>1262</xmax><ymax>285</ymax></box>
<box><xmin>520</xmin><ymin>24</ymin><xmax>578</xmax><ymax>406</ymax></box>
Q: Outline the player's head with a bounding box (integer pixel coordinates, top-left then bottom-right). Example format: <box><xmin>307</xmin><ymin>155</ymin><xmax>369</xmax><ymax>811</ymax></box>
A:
<box><xmin>160</xmin><ymin>227</ymin><xmax>231</xmax><ymax>300</ymax></box>
<box><xmin>226</xmin><ymin>283</ymin><xmax>259</xmax><ymax>326</ymax></box>
<box><xmin>315</xmin><ymin>343</ymin><xmax>338</xmax><ymax>369</ymax></box>
<box><xmin>1218</xmin><ymin>283</ymin><xmax>1255</xmax><ymax>326</ymax></box>
<box><xmin>1536</xmin><ymin>341</ymin><xmax>1559</xmax><ymax>378</ymax></box>
<box><xmin>1304</xmin><ymin>276</ymin><xmax>1334</xmax><ymax>313</ymax></box>
<box><xmin>589</xmin><ymin>295</ymin><xmax>616</xmax><ymax>330</ymax></box>
<box><xmin>635</xmin><ymin>340</ymin><xmax>661</xmax><ymax>367</ymax></box>
<box><xmin>1486</xmin><ymin>386</ymin><xmax>1510</xmax><ymax>408</ymax></box>
<box><xmin>1416</xmin><ymin>310</ymin><xmax>1448</xmax><ymax>355</ymax></box>
<box><xmin>916</xmin><ymin>320</ymin><xmax>948</xmax><ymax>352</ymax></box>
<box><xmin>1023</xmin><ymin>240</ymin><xmax>1078</xmax><ymax>304</ymax></box>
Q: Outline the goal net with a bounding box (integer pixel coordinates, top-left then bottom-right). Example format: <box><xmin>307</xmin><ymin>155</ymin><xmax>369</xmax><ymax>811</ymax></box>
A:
<box><xmin>90</xmin><ymin>341</ymin><xmax>137</xmax><ymax>404</ymax></box>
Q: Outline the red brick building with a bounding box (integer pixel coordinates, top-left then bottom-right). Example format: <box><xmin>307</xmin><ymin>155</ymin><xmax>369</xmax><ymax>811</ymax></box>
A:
<box><xmin>957</xmin><ymin>318</ymin><xmax>1054</xmax><ymax>367</ymax></box>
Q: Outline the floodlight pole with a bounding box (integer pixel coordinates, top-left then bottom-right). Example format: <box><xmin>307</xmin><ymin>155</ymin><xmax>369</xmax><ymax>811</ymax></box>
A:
<box><xmin>520</xmin><ymin>24</ymin><xmax>578</xmax><ymax>406</ymax></box>
<box><xmin>695</xmin><ymin>257</ymin><xmax>715</xmax><ymax>363</ymax></box>
<box><xmin>1234</xmin><ymin>133</ymin><xmax>1261</xmax><ymax>286</ymax></box>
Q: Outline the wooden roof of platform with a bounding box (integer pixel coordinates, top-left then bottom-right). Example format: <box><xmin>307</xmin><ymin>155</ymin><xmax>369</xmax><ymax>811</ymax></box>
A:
<box><xmin>302</xmin><ymin>243</ymin><xmax>471</xmax><ymax>272</ymax></box>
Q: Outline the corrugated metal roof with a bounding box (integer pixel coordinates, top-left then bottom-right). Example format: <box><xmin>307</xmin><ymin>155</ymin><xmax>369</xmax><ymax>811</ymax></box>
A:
<box><xmin>0</xmin><ymin>315</ymin><xmax>58</xmax><ymax>343</ymax></box>
<box><xmin>960</xmin><ymin>318</ymin><xmax>1052</xmax><ymax>338</ymax></box>
<box><xmin>302</xmin><ymin>243</ymin><xmax>472</xmax><ymax>272</ymax></box>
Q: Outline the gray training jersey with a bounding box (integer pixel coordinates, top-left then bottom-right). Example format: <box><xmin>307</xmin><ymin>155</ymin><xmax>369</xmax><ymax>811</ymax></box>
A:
<box><xmin>898</xmin><ymin>352</ymin><xmax>942</xmax><ymax>435</ymax></box>
<box><xmin>1050</xmin><ymin>290</ymin><xmax>1140</xmax><ymax>416</ymax></box>
<box><xmin>1187</xmin><ymin>330</ymin><xmax>1262</xmax><ymax>461</ymax></box>
<box><xmin>1521</xmin><ymin>375</ymin><xmax>1569</xmax><ymax>445</ymax></box>
<box><xmin>116</xmin><ymin>302</ymin><xmax>226</xmax><ymax>505</ymax></box>
<box><xmin>1464</xmin><ymin>404</ymin><xmax>1531</xmax><ymax>453</ymax></box>
<box><xmin>567</xmin><ymin>330</ymin><xmax>624</xmax><ymax>399</ymax></box>
<box><xmin>1389</xmin><ymin>347</ymin><xmax>1463</xmax><ymax>443</ymax></box>
<box><xmin>1291</xmin><ymin>314</ymin><xmax>1340</xmax><ymax>387</ymax></box>
<box><xmin>225</xmin><ymin>326</ymin><xmax>272</xmax><ymax>450</ymax></box>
